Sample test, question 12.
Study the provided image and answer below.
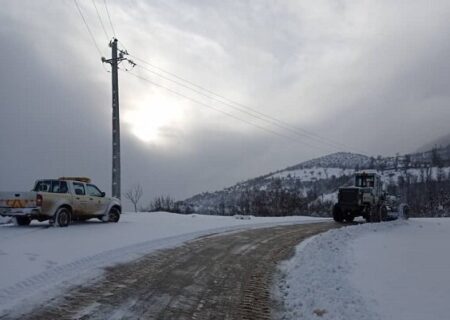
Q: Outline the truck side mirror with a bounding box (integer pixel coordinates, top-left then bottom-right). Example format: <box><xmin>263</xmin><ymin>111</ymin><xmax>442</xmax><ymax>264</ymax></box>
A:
<box><xmin>101</xmin><ymin>191</ymin><xmax>106</xmax><ymax>197</ymax></box>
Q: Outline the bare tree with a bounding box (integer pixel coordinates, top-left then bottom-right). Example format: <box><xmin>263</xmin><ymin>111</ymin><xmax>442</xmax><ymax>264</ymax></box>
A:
<box><xmin>144</xmin><ymin>195</ymin><xmax>180</xmax><ymax>213</ymax></box>
<box><xmin>125</xmin><ymin>184</ymin><xmax>143</xmax><ymax>212</ymax></box>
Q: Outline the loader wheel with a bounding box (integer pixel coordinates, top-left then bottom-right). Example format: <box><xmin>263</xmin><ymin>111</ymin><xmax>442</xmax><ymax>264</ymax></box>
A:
<box><xmin>364</xmin><ymin>207</ymin><xmax>371</xmax><ymax>223</ymax></box>
<box><xmin>345</xmin><ymin>214</ymin><xmax>354</xmax><ymax>223</ymax></box>
<box><xmin>380</xmin><ymin>205</ymin><xmax>388</xmax><ymax>222</ymax></box>
<box><xmin>54</xmin><ymin>207</ymin><xmax>71</xmax><ymax>227</ymax></box>
<box><xmin>369</xmin><ymin>206</ymin><xmax>380</xmax><ymax>223</ymax></box>
<box><xmin>14</xmin><ymin>216</ymin><xmax>31</xmax><ymax>226</ymax></box>
<box><xmin>401</xmin><ymin>204</ymin><xmax>410</xmax><ymax>220</ymax></box>
<box><xmin>332</xmin><ymin>204</ymin><xmax>344</xmax><ymax>223</ymax></box>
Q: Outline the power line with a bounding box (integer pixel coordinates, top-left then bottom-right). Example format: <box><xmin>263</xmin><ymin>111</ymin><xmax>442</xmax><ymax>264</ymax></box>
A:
<box><xmin>129</xmin><ymin>54</ymin><xmax>341</xmax><ymax>146</ymax></box>
<box><xmin>122</xmin><ymin>69</ymin><xmax>333</xmax><ymax>152</ymax></box>
<box><xmin>73</xmin><ymin>0</ymin><xmax>103</xmax><ymax>57</ymax></box>
<box><xmin>134</xmin><ymin>62</ymin><xmax>347</xmax><ymax>152</ymax></box>
<box><xmin>129</xmin><ymin>54</ymin><xmax>364</xmax><ymax>154</ymax></box>
<box><xmin>124</xmin><ymin>69</ymin><xmax>323</xmax><ymax>150</ymax></box>
<box><xmin>91</xmin><ymin>0</ymin><xmax>110</xmax><ymax>42</ymax></box>
<box><xmin>70</xmin><ymin>0</ymin><xmax>361</xmax><ymax>155</ymax></box>
<box><xmin>103</xmin><ymin>0</ymin><xmax>116</xmax><ymax>38</ymax></box>
<box><xmin>72</xmin><ymin>0</ymin><xmax>362</xmax><ymax>154</ymax></box>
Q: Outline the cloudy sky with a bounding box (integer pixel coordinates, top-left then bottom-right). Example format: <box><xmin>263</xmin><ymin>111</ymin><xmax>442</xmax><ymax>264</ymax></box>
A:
<box><xmin>1</xmin><ymin>0</ymin><xmax>449</xmax><ymax>208</ymax></box>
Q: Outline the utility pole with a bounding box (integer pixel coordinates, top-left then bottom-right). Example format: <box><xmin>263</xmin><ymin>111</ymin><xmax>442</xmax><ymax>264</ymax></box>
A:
<box><xmin>102</xmin><ymin>38</ymin><xmax>134</xmax><ymax>199</ymax></box>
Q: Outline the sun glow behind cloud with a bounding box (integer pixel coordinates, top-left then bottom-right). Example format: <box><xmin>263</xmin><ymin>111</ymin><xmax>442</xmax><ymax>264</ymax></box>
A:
<box><xmin>123</xmin><ymin>94</ymin><xmax>184</xmax><ymax>144</ymax></box>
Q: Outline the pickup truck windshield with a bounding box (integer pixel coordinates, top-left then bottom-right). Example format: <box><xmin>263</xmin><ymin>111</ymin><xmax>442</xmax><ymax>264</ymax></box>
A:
<box><xmin>86</xmin><ymin>184</ymin><xmax>103</xmax><ymax>197</ymax></box>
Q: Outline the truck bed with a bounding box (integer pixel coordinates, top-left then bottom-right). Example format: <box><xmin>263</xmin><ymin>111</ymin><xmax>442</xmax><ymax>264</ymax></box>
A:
<box><xmin>0</xmin><ymin>192</ymin><xmax>37</xmax><ymax>210</ymax></box>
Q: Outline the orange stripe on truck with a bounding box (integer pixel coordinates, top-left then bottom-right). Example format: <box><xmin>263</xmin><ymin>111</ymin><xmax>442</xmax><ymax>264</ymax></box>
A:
<box><xmin>6</xmin><ymin>199</ymin><xmax>27</xmax><ymax>208</ymax></box>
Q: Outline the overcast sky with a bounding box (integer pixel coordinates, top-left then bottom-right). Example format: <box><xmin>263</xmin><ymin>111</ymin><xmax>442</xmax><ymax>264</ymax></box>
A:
<box><xmin>1</xmin><ymin>0</ymin><xmax>449</xmax><ymax>208</ymax></box>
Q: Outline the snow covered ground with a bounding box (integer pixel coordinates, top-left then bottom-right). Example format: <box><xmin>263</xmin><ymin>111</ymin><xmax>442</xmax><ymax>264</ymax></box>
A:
<box><xmin>4</xmin><ymin>212</ymin><xmax>448</xmax><ymax>319</ymax></box>
<box><xmin>0</xmin><ymin>212</ymin><xmax>323</xmax><ymax>314</ymax></box>
<box><xmin>275</xmin><ymin>218</ymin><xmax>450</xmax><ymax>320</ymax></box>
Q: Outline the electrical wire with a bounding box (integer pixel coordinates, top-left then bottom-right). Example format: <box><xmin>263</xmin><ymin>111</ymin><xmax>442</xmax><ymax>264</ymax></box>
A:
<box><xmin>134</xmin><ymin>62</ymin><xmax>348</xmax><ymax>152</ymax></box>
<box><xmin>73</xmin><ymin>0</ymin><xmax>103</xmax><ymax>57</ymax></box>
<box><xmin>122</xmin><ymin>69</ymin><xmax>333</xmax><ymax>152</ymax></box>
<box><xmin>129</xmin><ymin>54</ymin><xmax>365</xmax><ymax>154</ymax></box>
<box><xmin>91</xmin><ymin>0</ymin><xmax>110</xmax><ymax>42</ymax></box>
<box><xmin>104</xmin><ymin>0</ymin><xmax>116</xmax><ymax>38</ymax></box>
<box><xmin>72</xmin><ymin>1</ymin><xmax>362</xmax><ymax>153</ymax></box>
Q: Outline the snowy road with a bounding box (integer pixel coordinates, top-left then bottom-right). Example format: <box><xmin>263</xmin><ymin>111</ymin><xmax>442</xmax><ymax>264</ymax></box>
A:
<box><xmin>0</xmin><ymin>212</ymin><xmax>326</xmax><ymax>316</ymax></box>
<box><xmin>6</xmin><ymin>213</ymin><xmax>446</xmax><ymax>319</ymax></box>
<box><xmin>2</xmin><ymin>222</ymin><xmax>338</xmax><ymax>320</ymax></box>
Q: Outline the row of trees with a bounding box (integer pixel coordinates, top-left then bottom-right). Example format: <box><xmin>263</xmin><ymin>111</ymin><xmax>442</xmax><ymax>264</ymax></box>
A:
<box><xmin>142</xmin><ymin>196</ymin><xmax>180</xmax><ymax>213</ymax></box>
<box><xmin>179</xmin><ymin>175</ymin><xmax>351</xmax><ymax>217</ymax></box>
<box><xmin>392</xmin><ymin>169</ymin><xmax>450</xmax><ymax>216</ymax></box>
<box><xmin>123</xmin><ymin>180</ymin><xmax>336</xmax><ymax>216</ymax></box>
<box><xmin>125</xmin><ymin>157</ymin><xmax>450</xmax><ymax>217</ymax></box>
<box><xmin>124</xmin><ymin>184</ymin><xmax>179</xmax><ymax>213</ymax></box>
<box><xmin>365</xmin><ymin>146</ymin><xmax>450</xmax><ymax>173</ymax></box>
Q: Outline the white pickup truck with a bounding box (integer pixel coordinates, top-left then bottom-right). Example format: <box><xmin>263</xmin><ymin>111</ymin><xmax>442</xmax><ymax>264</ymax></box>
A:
<box><xmin>0</xmin><ymin>177</ymin><xmax>121</xmax><ymax>227</ymax></box>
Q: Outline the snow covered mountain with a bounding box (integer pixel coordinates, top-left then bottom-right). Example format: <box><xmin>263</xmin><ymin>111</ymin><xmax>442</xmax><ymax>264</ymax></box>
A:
<box><xmin>180</xmin><ymin>148</ymin><xmax>450</xmax><ymax>217</ymax></box>
<box><xmin>180</xmin><ymin>153</ymin><xmax>361</xmax><ymax>215</ymax></box>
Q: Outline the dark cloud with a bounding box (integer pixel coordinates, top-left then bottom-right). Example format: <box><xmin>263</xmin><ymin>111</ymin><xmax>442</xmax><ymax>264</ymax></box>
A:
<box><xmin>1</xmin><ymin>1</ymin><xmax>449</xmax><ymax>209</ymax></box>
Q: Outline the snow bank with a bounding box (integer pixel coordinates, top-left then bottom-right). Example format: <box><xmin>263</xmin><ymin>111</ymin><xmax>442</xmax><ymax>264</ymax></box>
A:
<box><xmin>0</xmin><ymin>217</ymin><xmax>11</xmax><ymax>225</ymax></box>
<box><xmin>349</xmin><ymin>218</ymin><xmax>450</xmax><ymax>320</ymax></box>
<box><xmin>275</xmin><ymin>219</ymin><xmax>450</xmax><ymax>320</ymax></box>
<box><xmin>274</xmin><ymin>222</ymin><xmax>388</xmax><ymax>320</ymax></box>
<box><xmin>0</xmin><ymin>212</ymin><xmax>324</xmax><ymax>313</ymax></box>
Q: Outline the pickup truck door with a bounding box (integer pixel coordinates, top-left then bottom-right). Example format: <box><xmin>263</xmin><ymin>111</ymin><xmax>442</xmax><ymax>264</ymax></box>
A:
<box><xmin>71</xmin><ymin>182</ymin><xmax>91</xmax><ymax>217</ymax></box>
<box><xmin>86</xmin><ymin>184</ymin><xmax>108</xmax><ymax>216</ymax></box>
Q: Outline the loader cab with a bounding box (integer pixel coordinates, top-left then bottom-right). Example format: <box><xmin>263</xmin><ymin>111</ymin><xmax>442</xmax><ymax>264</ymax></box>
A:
<box><xmin>355</xmin><ymin>172</ymin><xmax>383</xmax><ymax>197</ymax></box>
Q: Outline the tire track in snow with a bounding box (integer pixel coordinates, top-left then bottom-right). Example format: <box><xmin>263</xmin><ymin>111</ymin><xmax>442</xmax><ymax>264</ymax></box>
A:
<box><xmin>2</xmin><ymin>222</ymin><xmax>339</xmax><ymax>319</ymax></box>
<box><xmin>0</xmin><ymin>219</ymin><xmax>326</xmax><ymax>316</ymax></box>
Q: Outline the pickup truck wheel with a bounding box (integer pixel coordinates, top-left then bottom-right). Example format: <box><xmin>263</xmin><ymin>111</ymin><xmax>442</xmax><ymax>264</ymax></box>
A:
<box><xmin>54</xmin><ymin>208</ymin><xmax>71</xmax><ymax>227</ymax></box>
<box><xmin>108</xmin><ymin>207</ymin><xmax>120</xmax><ymax>223</ymax></box>
<box><xmin>14</xmin><ymin>216</ymin><xmax>31</xmax><ymax>226</ymax></box>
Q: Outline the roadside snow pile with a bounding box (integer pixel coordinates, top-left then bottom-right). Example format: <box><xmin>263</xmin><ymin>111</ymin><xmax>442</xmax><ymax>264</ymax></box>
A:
<box><xmin>275</xmin><ymin>219</ymin><xmax>450</xmax><ymax>320</ymax></box>
<box><xmin>234</xmin><ymin>214</ymin><xmax>253</xmax><ymax>220</ymax></box>
<box><xmin>349</xmin><ymin>218</ymin><xmax>450</xmax><ymax>320</ymax></box>
<box><xmin>0</xmin><ymin>217</ymin><xmax>11</xmax><ymax>224</ymax></box>
<box><xmin>274</xmin><ymin>222</ymin><xmax>393</xmax><ymax>320</ymax></box>
<box><xmin>0</xmin><ymin>212</ymin><xmax>324</xmax><ymax>314</ymax></box>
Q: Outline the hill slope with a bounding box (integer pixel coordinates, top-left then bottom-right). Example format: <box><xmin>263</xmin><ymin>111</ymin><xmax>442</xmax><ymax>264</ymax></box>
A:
<box><xmin>179</xmin><ymin>147</ymin><xmax>450</xmax><ymax>217</ymax></box>
<box><xmin>283</xmin><ymin>152</ymin><xmax>370</xmax><ymax>170</ymax></box>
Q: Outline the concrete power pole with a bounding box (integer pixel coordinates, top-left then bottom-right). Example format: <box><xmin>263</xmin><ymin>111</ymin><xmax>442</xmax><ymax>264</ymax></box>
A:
<box><xmin>110</xmin><ymin>38</ymin><xmax>121</xmax><ymax>200</ymax></box>
<box><xmin>102</xmin><ymin>38</ymin><xmax>133</xmax><ymax>199</ymax></box>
